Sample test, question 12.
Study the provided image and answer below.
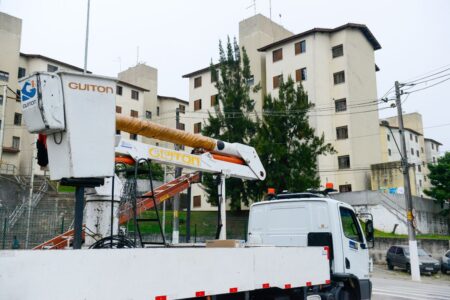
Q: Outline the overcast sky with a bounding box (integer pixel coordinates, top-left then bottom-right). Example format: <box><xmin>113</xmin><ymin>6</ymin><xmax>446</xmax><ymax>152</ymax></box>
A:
<box><xmin>1</xmin><ymin>0</ymin><xmax>449</xmax><ymax>152</ymax></box>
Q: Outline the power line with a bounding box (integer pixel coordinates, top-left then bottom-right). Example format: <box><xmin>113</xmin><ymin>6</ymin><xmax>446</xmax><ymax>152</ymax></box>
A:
<box><xmin>405</xmin><ymin>77</ymin><xmax>450</xmax><ymax>94</ymax></box>
<box><xmin>404</xmin><ymin>67</ymin><xmax>450</xmax><ymax>85</ymax></box>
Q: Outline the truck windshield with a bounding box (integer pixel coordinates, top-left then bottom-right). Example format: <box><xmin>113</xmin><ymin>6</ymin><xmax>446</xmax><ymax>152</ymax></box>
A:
<box><xmin>339</xmin><ymin>207</ymin><xmax>363</xmax><ymax>243</ymax></box>
<box><xmin>404</xmin><ymin>248</ymin><xmax>429</xmax><ymax>256</ymax></box>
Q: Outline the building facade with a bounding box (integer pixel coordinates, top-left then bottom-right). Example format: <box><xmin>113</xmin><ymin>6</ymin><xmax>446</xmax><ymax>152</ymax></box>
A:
<box><xmin>183</xmin><ymin>15</ymin><xmax>383</xmax><ymax>209</ymax></box>
<box><xmin>374</xmin><ymin>112</ymin><xmax>443</xmax><ymax>196</ymax></box>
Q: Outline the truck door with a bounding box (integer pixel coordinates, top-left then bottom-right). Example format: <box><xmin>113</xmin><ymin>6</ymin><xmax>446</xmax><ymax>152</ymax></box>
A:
<box><xmin>338</xmin><ymin>206</ymin><xmax>369</xmax><ymax>280</ymax></box>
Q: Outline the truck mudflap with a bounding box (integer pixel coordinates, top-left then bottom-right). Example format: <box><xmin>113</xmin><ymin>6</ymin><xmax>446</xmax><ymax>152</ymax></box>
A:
<box><xmin>0</xmin><ymin>246</ymin><xmax>330</xmax><ymax>300</ymax></box>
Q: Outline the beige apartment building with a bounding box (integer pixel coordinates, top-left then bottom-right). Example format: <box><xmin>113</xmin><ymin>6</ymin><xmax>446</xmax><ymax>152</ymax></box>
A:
<box><xmin>183</xmin><ymin>14</ymin><xmax>384</xmax><ymax>209</ymax></box>
<box><xmin>0</xmin><ymin>12</ymin><xmax>186</xmax><ymax>181</ymax></box>
<box><xmin>374</xmin><ymin>112</ymin><xmax>443</xmax><ymax>196</ymax></box>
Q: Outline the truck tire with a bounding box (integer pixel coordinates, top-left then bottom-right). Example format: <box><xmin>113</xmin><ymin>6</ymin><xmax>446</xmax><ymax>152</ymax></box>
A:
<box><xmin>387</xmin><ymin>260</ymin><xmax>394</xmax><ymax>270</ymax></box>
<box><xmin>406</xmin><ymin>263</ymin><xmax>411</xmax><ymax>273</ymax></box>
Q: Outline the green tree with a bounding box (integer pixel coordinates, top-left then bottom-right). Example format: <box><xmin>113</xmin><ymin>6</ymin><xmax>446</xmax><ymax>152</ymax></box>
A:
<box><xmin>201</xmin><ymin>37</ymin><xmax>259</xmax><ymax>210</ymax></box>
<box><xmin>424</xmin><ymin>152</ymin><xmax>450</xmax><ymax>233</ymax></box>
<box><xmin>252</xmin><ymin>76</ymin><xmax>335</xmax><ymax>197</ymax></box>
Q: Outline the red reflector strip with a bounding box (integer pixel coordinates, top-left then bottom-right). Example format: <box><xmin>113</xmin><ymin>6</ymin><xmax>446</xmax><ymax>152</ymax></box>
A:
<box><xmin>325</xmin><ymin>279</ymin><xmax>331</xmax><ymax>284</ymax></box>
<box><xmin>306</xmin><ymin>282</ymin><xmax>312</xmax><ymax>287</ymax></box>
<box><xmin>195</xmin><ymin>291</ymin><xmax>205</xmax><ymax>297</ymax></box>
<box><xmin>262</xmin><ymin>283</ymin><xmax>270</xmax><ymax>289</ymax></box>
<box><xmin>324</xmin><ymin>246</ymin><xmax>330</xmax><ymax>260</ymax></box>
<box><xmin>229</xmin><ymin>287</ymin><xmax>238</xmax><ymax>293</ymax></box>
<box><xmin>155</xmin><ymin>296</ymin><xmax>167</xmax><ymax>300</ymax></box>
<box><xmin>284</xmin><ymin>284</ymin><xmax>292</xmax><ymax>289</ymax></box>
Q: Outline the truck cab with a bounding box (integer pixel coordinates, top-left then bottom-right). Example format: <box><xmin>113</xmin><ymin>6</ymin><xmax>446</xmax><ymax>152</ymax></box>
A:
<box><xmin>247</xmin><ymin>194</ymin><xmax>372</xmax><ymax>300</ymax></box>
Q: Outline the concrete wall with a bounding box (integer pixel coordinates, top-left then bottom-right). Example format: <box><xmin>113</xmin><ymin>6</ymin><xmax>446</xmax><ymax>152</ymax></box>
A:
<box><xmin>332</xmin><ymin>190</ymin><xmax>449</xmax><ymax>235</ymax></box>
<box><xmin>370</xmin><ymin>237</ymin><xmax>450</xmax><ymax>264</ymax></box>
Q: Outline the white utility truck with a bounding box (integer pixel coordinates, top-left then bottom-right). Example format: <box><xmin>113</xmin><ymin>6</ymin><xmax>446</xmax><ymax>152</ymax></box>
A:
<box><xmin>0</xmin><ymin>72</ymin><xmax>374</xmax><ymax>300</ymax></box>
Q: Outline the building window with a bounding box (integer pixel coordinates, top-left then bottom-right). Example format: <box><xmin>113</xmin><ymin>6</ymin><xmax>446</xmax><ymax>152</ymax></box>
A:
<box><xmin>421</xmin><ymin>147</ymin><xmax>424</xmax><ymax>153</ymax></box>
<box><xmin>14</xmin><ymin>113</ymin><xmax>22</xmax><ymax>126</ymax></box>
<box><xmin>47</xmin><ymin>64</ymin><xmax>58</xmax><ymax>72</ymax></box>
<box><xmin>12</xmin><ymin>136</ymin><xmax>20</xmax><ymax>149</ymax></box>
<box><xmin>272</xmin><ymin>48</ymin><xmax>283</xmax><ymax>62</ymax></box>
<box><xmin>194</xmin><ymin>99</ymin><xmax>202</xmax><ymax>111</ymax></box>
<box><xmin>211</xmin><ymin>94</ymin><xmax>218</xmax><ymax>106</ymax></box>
<box><xmin>387</xmin><ymin>134</ymin><xmax>390</xmax><ymax>141</ymax></box>
<box><xmin>130</xmin><ymin>110</ymin><xmax>138</xmax><ymax>118</ymax></box>
<box><xmin>415</xmin><ymin>135</ymin><xmax>418</xmax><ymax>143</ymax></box>
<box><xmin>332</xmin><ymin>44</ymin><xmax>344</xmax><ymax>58</ymax></box>
<box><xmin>409</xmin><ymin>133</ymin><xmax>413</xmax><ymax>141</ymax></box>
<box><xmin>193</xmin><ymin>195</ymin><xmax>201</xmax><ymax>208</ymax></box>
<box><xmin>0</xmin><ymin>95</ymin><xmax>3</xmax><ymax>106</ymax></box>
<box><xmin>131</xmin><ymin>90</ymin><xmax>139</xmax><ymax>100</ymax></box>
<box><xmin>16</xmin><ymin>89</ymin><xmax>21</xmax><ymax>101</ymax></box>
<box><xmin>18</xmin><ymin>67</ymin><xmax>26</xmax><ymax>79</ymax></box>
<box><xmin>247</xmin><ymin>75</ymin><xmax>255</xmax><ymax>86</ymax></box>
<box><xmin>422</xmin><ymin>161</ymin><xmax>425</xmax><ymax>166</ymax></box>
<box><xmin>431</xmin><ymin>143</ymin><xmax>434</xmax><ymax>150</ymax></box>
<box><xmin>157</xmin><ymin>106</ymin><xmax>160</xmax><ymax>116</ymax></box>
<box><xmin>211</xmin><ymin>70</ymin><xmax>218</xmax><ymax>83</ymax></box>
<box><xmin>417</xmin><ymin>165</ymin><xmax>421</xmax><ymax>172</ymax></box>
<box><xmin>130</xmin><ymin>133</ymin><xmax>137</xmax><ymax>140</ymax></box>
<box><xmin>194</xmin><ymin>76</ymin><xmax>202</xmax><ymax>88</ymax></box>
<box><xmin>194</xmin><ymin>122</ymin><xmax>202</xmax><ymax>134</ymax></box>
<box><xmin>436</xmin><ymin>144</ymin><xmax>439</xmax><ymax>152</ymax></box>
<box><xmin>146</xmin><ymin>111</ymin><xmax>152</xmax><ymax>119</ymax></box>
<box><xmin>0</xmin><ymin>70</ymin><xmax>10</xmax><ymax>82</ymax></box>
<box><xmin>295</xmin><ymin>40</ymin><xmax>306</xmax><ymax>55</ymax></box>
<box><xmin>179</xmin><ymin>104</ymin><xmax>186</xmax><ymax>114</ymax></box>
<box><xmin>433</xmin><ymin>157</ymin><xmax>436</xmax><ymax>163</ymax></box>
<box><xmin>333</xmin><ymin>71</ymin><xmax>345</xmax><ymax>85</ymax></box>
<box><xmin>335</xmin><ymin>98</ymin><xmax>347</xmax><ymax>112</ymax></box>
<box><xmin>411</xmin><ymin>148</ymin><xmax>414</xmax><ymax>155</ymax></box>
<box><xmin>416</xmin><ymin>150</ymin><xmax>419</xmax><ymax>157</ymax></box>
<box><xmin>336</xmin><ymin>126</ymin><xmax>348</xmax><ymax>140</ymax></box>
<box><xmin>419</xmin><ymin>179</ymin><xmax>422</xmax><ymax>187</ymax></box>
<box><xmin>177</xmin><ymin>123</ymin><xmax>185</xmax><ymax>131</ymax></box>
<box><xmin>424</xmin><ymin>176</ymin><xmax>427</xmax><ymax>182</ymax></box>
<box><xmin>116</xmin><ymin>130</ymin><xmax>121</xmax><ymax>135</ymax></box>
<box><xmin>296</xmin><ymin>68</ymin><xmax>307</xmax><ymax>82</ymax></box>
<box><xmin>338</xmin><ymin>155</ymin><xmax>350</xmax><ymax>169</ymax></box>
<box><xmin>339</xmin><ymin>184</ymin><xmax>352</xmax><ymax>193</ymax></box>
<box><xmin>116</xmin><ymin>106</ymin><xmax>122</xmax><ymax>113</ymax></box>
<box><xmin>273</xmin><ymin>75</ymin><xmax>282</xmax><ymax>89</ymax></box>
<box><xmin>388</xmin><ymin>149</ymin><xmax>392</xmax><ymax>156</ymax></box>
<box><xmin>116</xmin><ymin>85</ymin><xmax>123</xmax><ymax>95</ymax></box>
<box><xmin>0</xmin><ymin>120</ymin><xmax>2</xmax><ymax>129</ymax></box>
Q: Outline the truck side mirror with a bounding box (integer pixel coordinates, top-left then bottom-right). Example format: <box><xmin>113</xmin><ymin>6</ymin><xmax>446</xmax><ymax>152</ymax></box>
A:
<box><xmin>365</xmin><ymin>220</ymin><xmax>374</xmax><ymax>248</ymax></box>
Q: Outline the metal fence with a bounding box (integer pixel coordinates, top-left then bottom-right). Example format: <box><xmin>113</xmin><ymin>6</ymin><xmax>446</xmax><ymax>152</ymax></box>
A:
<box><xmin>0</xmin><ymin>207</ymin><xmax>73</xmax><ymax>250</ymax></box>
<box><xmin>0</xmin><ymin>206</ymin><xmax>248</xmax><ymax>249</ymax></box>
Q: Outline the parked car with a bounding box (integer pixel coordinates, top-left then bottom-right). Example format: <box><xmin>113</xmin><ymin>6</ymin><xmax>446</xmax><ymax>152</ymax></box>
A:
<box><xmin>386</xmin><ymin>245</ymin><xmax>440</xmax><ymax>274</ymax></box>
<box><xmin>441</xmin><ymin>250</ymin><xmax>450</xmax><ymax>274</ymax></box>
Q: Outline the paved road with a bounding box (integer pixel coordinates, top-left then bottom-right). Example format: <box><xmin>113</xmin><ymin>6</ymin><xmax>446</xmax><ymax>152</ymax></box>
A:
<box><xmin>371</xmin><ymin>265</ymin><xmax>450</xmax><ymax>299</ymax></box>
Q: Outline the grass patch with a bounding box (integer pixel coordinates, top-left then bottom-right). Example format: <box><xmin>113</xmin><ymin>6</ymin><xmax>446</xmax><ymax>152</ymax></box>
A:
<box><xmin>58</xmin><ymin>185</ymin><xmax>76</xmax><ymax>193</ymax></box>
<box><xmin>125</xmin><ymin>210</ymin><xmax>249</xmax><ymax>238</ymax></box>
<box><xmin>375</xmin><ymin>229</ymin><xmax>450</xmax><ymax>240</ymax></box>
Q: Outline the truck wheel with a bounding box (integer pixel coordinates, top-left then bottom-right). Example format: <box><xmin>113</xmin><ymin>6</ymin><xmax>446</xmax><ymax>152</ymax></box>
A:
<box><xmin>387</xmin><ymin>260</ymin><xmax>394</xmax><ymax>270</ymax></box>
<box><xmin>406</xmin><ymin>263</ymin><xmax>411</xmax><ymax>273</ymax></box>
<box><xmin>441</xmin><ymin>265</ymin><xmax>447</xmax><ymax>274</ymax></box>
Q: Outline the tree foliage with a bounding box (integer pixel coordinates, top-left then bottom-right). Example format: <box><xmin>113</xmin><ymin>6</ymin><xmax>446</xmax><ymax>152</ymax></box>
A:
<box><xmin>251</xmin><ymin>77</ymin><xmax>335</xmax><ymax>197</ymax></box>
<box><xmin>424</xmin><ymin>152</ymin><xmax>450</xmax><ymax>231</ymax></box>
<box><xmin>201</xmin><ymin>37</ymin><xmax>259</xmax><ymax>210</ymax></box>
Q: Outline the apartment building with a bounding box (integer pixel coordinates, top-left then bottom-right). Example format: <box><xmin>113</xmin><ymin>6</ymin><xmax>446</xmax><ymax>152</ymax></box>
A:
<box><xmin>0</xmin><ymin>12</ymin><xmax>186</xmax><ymax>179</ymax></box>
<box><xmin>183</xmin><ymin>15</ymin><xmax>384</xmax><ymax>209</ymax></box>
<box><xmin>374</xmin><ymin>112</ymin><xmax>443</xmax><ymax>196</ymax></box>
<box><xmin>259</xmin><ymin>23</ymin><xmax>382</xmax><ymax>193</ymax></box>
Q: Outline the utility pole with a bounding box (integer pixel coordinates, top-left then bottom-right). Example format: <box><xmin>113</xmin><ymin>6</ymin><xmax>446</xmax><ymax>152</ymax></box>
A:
<box><xmin>395</xmin><ymin>81</ymin><xmax>421</xmax><ymax>281</ymax></box>
<box><xmin>0</xmin><ymin>85</ymin><xmax>7</xmax><ymax>161</ymax></box>
<box><xmin>172</xmin><ymin>108</ymin><xmax>181</xmax><ymax>244</ymax></box>
<box><xmin>83</xmin><ymin>0</ymin><xmax>90</xmax><ymax>74</ymax></box>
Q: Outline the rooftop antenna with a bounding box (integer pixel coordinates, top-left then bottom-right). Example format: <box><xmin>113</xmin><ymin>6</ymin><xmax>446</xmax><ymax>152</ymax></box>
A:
<box><xmin>136</xmin><ymin>46</ymin><xmax>139</xmax><ymax>65</ymax></box>
<box><xmin>246</xmin><ymin>0</ymin><xmax>256</xmax><ymax>15</ymax></box>
<box><xmin>269</xmin><ymin>0</ymin><xmax>272</xmax><ymax>20</ymax></box>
